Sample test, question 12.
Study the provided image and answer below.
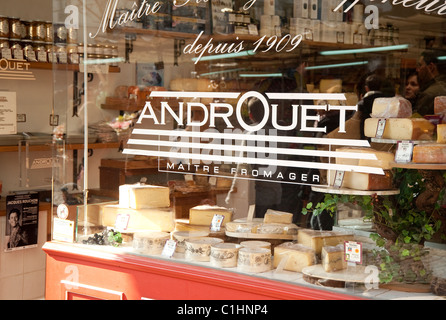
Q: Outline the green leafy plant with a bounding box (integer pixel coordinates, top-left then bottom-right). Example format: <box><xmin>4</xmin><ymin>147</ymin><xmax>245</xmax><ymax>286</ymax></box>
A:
<box><xmin>302</xmin><ymin>168</ymin><xmax>445</xmax><ymax>284</ymax></box>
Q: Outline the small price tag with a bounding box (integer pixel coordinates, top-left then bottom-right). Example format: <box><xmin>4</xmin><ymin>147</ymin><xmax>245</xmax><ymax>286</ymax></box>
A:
<box><xmin>209</xmin><ymin>176</ymin><xmax>217</xmax><ymax>186</ymax></box>
<box><xmin>161</xmin><ymin>239</ymin><xmax>177</xmax><ymax>258</ymax></box>
<box><xmin>375</xmin><ymin>119</ymin><xmax>387</xmax><ymax>138</ymax></box>
<box><xmin>344</xmin><ymin>241</ymin><xmax>362</xmax><ymax>265</ymax></box>
<box><xmin>37</xmin><ymin>51</ymin><xmax>47</xmax><ymax>62</ymax></box>
<box><xmin>333</xmin><ymin>170</ymin><xmax>345</xmax><ymax>188</ymax></box>
<box><xmin>210</xmin><ymin>214</ymin><xmax>225</xmax><ymax>232</ymax></box>
<box><xmin>1</xmin><ymin>48</ymin><xmax>12</xmax><ymax>60</ymax></box>
<box><xmin>394</xmin><ymin>141</ymin><xmax>414</xmax><ymax>163</ymax></box>
<box><xmin>248</xmin><ymin>24</ymin><xmax>258</xmax><ymax>35</ymax></box>
<box><xmin>115</xmin><ymin>213</ymin><xmax>130</xmax><ymax>231</ymax></box>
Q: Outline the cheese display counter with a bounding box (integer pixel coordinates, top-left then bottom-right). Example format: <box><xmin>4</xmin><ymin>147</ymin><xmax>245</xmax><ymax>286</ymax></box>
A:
<box><xmin>1</xmin><ymin>0</ymin><xmax>436</xmax><ymax>300</ymax></box>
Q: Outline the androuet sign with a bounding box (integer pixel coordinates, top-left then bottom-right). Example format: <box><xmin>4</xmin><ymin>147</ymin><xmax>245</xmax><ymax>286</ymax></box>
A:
<box><xmin>122</xmin><ymin>91</ymin><xmax>384</xmax><ymax>186</ymax></box>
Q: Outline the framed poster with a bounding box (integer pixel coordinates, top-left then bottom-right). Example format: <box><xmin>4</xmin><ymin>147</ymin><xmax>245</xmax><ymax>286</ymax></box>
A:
<box><xmin>136</xmin><ymin>63</ymin><xmax>164</xmax><ymax>87</ymax></box>
<box><xmin>5</xmin><ymin>192</ymin><xmax>39</xmax><ymax>251</ymax></box>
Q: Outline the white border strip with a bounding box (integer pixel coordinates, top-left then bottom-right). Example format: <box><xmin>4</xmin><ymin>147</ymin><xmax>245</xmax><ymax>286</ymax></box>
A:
<box><xmin>130</xmin><ymin>128</ymin><xmax>371</xmax><ymax>147</ymax></box>
<box><xmin>122</xmin><ymin>148</ymin><xmax>384</xmax><ymax>175</ymax></box>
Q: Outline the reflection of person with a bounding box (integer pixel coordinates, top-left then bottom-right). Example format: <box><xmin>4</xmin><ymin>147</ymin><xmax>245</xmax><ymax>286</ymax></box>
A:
<box><xmin>404</xmin><ymin>73</ymin><xmax>420</xmax><ymax>106</ymax></box>
<box><xmin>414</xmin><ymin>50</ymin><xmax>446</xmax><ymax>116</ymax></box>
<box><xmin>248</xmin><ymin>98</ymin><xmax>282</xmax><ymax>219</ymax></box>
<box><xmin>7</xmin><ymin>209</ymin><xmax>29</xmax><ymax>248</ymax></box>
<box><xmin>357</xmin><ymin>73</ymin><xmax>392</xmax><ymax>140</ymax></box>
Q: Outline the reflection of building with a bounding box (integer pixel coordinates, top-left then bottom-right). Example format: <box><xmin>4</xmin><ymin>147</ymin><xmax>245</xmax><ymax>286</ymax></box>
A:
<box><xmin>0</xmin><ymin>0</ymin><xmax>446</xmax><ymax>300</ymax></box>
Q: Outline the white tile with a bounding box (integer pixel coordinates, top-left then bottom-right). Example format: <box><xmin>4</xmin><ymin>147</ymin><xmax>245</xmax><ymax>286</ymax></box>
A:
<box><xmin>0</xmin><ymin>275</ymin><xmax>23</xmax><ymax>300</ymax></box>
<box><xmin>23</xmin><ymin>269</ymin><xmax>46</xmax><ymax>300</ymax></box>
<box><xmin>0</xmin><ymin>248</ymin><xmax>24</xmax><ymax>277</ymax></box>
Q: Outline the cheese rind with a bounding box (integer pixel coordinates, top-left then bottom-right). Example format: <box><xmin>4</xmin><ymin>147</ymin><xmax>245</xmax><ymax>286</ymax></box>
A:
<box><xmin>237</xmin><ymin>247</ymin><xmax>272</xmax><ymax>273</ymax></box>
<box><xmin>189</xmin><ymin>205</ymin><xmax>233</xmax><ymax>226</ymax></box>
<box><xmin>132</xmin><ymin>231</ymin><xmax>170</xmax><ymax>255</ymax></box>
<box><xmin>364</xmin><ymin>118</ymin><xmax>435</xmax><ymax>140</ymax></box>
<box><xmin>321</xmin><ymin>244</ymin><xmax>347</xmax><ymax>272</ymax></box>
<box><xmin>273</xmin><ymin>242</ymin><xmax>316</xmax><ymax>272</ymax></box>
<box><xmin>239</xmin><ymin>240</ymin><xmax>271</xmax><ymax>250</ymax></box>
<box><xmin>210</xmin><ymin>243</ymin><xmax>242</xmax><ymax>268</ymax></box>
<box><xmin>263</xmin><ymin>209</ymin><xmax>293</xmax><ymax>224</ymax></box>
<box><xmin>172</xmin><ymin>231</ymin><xmax>209</xmax><ymax>253</ymax></box>
<box><xmin>119</xmin><ymin>184</ymin><xmax>170</xmax><ymax>209</ymax></box>
<box><xmin>102</xmin><ymin>205</ymin><xmax>175</xmax><ymax>232</ymax></box>
<box><xmin>184</xmin><ymin>237</ymin><xmax>224</xmax><ymax>262</ymax></box>
<box><xmin>412</xmin><ymin>144</ymin><xmax>446</xmax><ymax>163</ymax></box>
<box><xmin>371</xmin><ymin>97</ymin><xmax>412</xmax><ymax>118</ymax></box>
<box><xmin>297</xmin><ymin>229</ymin><xmax>354</xmax><ymax>254</ymax></box>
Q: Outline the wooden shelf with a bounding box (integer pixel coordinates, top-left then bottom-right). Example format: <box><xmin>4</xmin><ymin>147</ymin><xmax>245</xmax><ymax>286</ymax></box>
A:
<box><xmin>0</xmin><ymin>142</ymin><xmax>120</xmax><ymax>153</ymax></box>
<box><xmin>28</xmin><ymin>62</ymin><xmax>121</xmax><ymax>73</ymax></box>
<box><xmin>390</xmin><ymin>162</ymin><xmax>446</xmax><ymax>170</ymax></box>
<box><xmin>311</xmin><ymin>185</ymin><xmax>400</xmax><ymax>196</ymax></box>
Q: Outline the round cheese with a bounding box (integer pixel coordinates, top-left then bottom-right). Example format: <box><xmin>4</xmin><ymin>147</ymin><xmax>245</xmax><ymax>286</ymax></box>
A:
<box><xmin>210</xmin><ymin>243</ymin><xmax>242</xmax><ymax>268</ymax></box>
<box><xmin>172</xmin><ymin>231</ymin><xmax>209</xmax><ymax>253</ymax></box>
<box><xmin>132</xmin><ymin>231</ymin><xmax>170</xmax><ymax>255</ymax></box>
<box><xmin>237</xmin><ymin>247</ymin><xmax>272</xmax><ymax>273</ymax></box>
<box><xmin>185</xmin><ymin>237</ymin><xmax>224</xmax><ymax>262</ymax></box>
<box><xmin>239</xmin><ymin>240</ymin><xmax>271</xmax><ymax>250</ymax></box>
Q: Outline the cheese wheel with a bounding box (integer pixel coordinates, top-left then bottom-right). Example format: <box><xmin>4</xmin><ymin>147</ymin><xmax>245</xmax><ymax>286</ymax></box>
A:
<box><xmin>273</xmin><ymin>242</ymin><xmax>316</xmax><ymax>272</ymax></box>
<box><xmin>189</xmin><ymin>205</ymin><xmax>233</xmax><ymax>226</ymax></box>
<box><xmin>339</xmin><ymin>171</ymin><xmax>393</xmax><ymax>191</ymax></box>
<box><xmin>172</xmin><ymin>231</ymin><xmax>209</xmax><ymax>253</ymax></box>
<box><xmin>371</xmin><ymin>97</ymin><xmax>412</xmax><ymax>118</ymax></box>
<box><xmin>364</xmin><ymin>118</ymin><xmax>435</xmax><ymax>140</ymax></box>
<box><xmin>257</xmin><ymin>223</ymin><xmax>299</xmax><ymax>235</ymax></box>
<box><xmin>210</xmin><ymin>243</ymin><xmax>242</xmax><ymax>268</ymax></box>
<box><xmin>184</xmin><ymin>237</ymin><xmax>224</xmax><ymax>262</ymax></box>
<box><xmin>237</xmin><ymin>247</ymin><xmax>272</xmax><ymax>273</ymax></box>
<box><xmin>102</xmin><ymin>205</ymin><xmax>175</xmax><ymax>232</ymax></box>
<box><xmin>263</xmin><ymin>209</ymin><xmax>293</xmax><ymax>224</ymax></box>
<box><xmin>321</xmin><ymin>244</ymin><xmax>347</xmax><ymax>272</ymax></box>
<box><xmin>434</xmin><ymin>96</ymin><xmax>446</xmax><ymax>115</ymax></box>
<box><xmin>225</xmin><ymin>219</ymin><xmax>263</xmax><ymax>233</ymax></box>
<box><xmin>132</xmin><ymin>231</ymin><xmax>170</xmax><ymax>255</ymax></box>
<box><xmin>437</xmin><ymin>124</ymin><xmax>446</xmax><ymax>143</ymax></box>
<box><xmin>297</xmin><ymin>229</ymin><xmax>354</xmax><ymax>254</ymax></box>
<box><xmin>335</xmin><ymin>147</ymin><xmax>395</xmax><ymax>170</ymax></box>
<box><xmin>412</xmin><ymin>144</ymin><xmax>446</xmax><ymax>163</ymax></box>
<box><xmin>239</xmin><ymin>240</ymin><xmax>271</xmax><ymax>250</ymax></box>
<box><xmin>119</xmin><ymin>184</ymin><xmax>170</xmax><ymax>209</ymax></box>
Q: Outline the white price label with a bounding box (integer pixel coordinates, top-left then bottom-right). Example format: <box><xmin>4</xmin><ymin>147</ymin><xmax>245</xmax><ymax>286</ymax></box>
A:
<box><xmin>161</xmin><ymin>239</ymin><xmax>177</xmax><ymax>258</ymax></box>
<box><xmin>333</xmin><ymin>171</ymin><xmax>344</xmax><ymax>188</ymax></box>
<box><xmin>210</xmin><ymin>214</ymin><xmax>225</xmax><ymax>232</ymax></box>
<box><xmin>115</xmin><ymin>214</ymin><xmax>130</xmax><ymax>231</ymax></box>
<box><xmin>375</xmin><ymin>119</ymin><xmax>387</xmax><ymax>138</ymax></box>
<box><xmin>394</xmin><ymin>141</ymin><xmax>414</xmax><ymax>163</ymax></box>
<box><xmin>344</xmin><ymin>241</ymin><xmax>362</xmax><ymax>264</ymax></box>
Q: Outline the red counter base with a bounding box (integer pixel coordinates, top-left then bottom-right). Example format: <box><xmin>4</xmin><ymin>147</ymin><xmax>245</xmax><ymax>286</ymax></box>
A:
<box><xmin>43</xmin><ymin>241</ymin><xmax>363</xmax><ymax>300</ymax></box>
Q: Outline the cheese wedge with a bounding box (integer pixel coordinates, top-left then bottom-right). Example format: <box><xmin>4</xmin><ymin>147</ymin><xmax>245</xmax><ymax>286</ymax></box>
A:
<box><xmin>102</xmin><ymin>204</ymin><xmax>175</xmax><ymax>232</ymax></box>
<box><xmin>335</xmin><ymin>147</ymin><xmax>395</xmax><ymax>170</ymax></box>
<box><xmin>437</xmin><ymin>124</ymin><xmax>446</xmax><ymax>143</ymax></box>
<box><xmin>371</xmin><ymin>97</ymin><xmax>412</xmax><ymax>118</ymax></box>
<box><xmin>273</xmin><ymin>242</ymin><xmax>316</xmax><ymax>272</ymax></box>
<box><xmin>297</xmin><ymin>229</ymin><xmax>354</xmax><ymax>254</ymax></box>
<box><xmin>189</xmin><ymin>205</ymin><xmax>233</xmax><ymax>226</ymax></box>
<box><xmin>412</xmin><ymin>144</ymin><xmax>446</xmax><ymax>163</ymax></box>
<box><xmin>434</xmin><ymin>96</ymin><xmax>446</xmax><ymax>115</ymax></box>
<box><xmin>341</xmin><ymin>171</ymin><xmax>393</xmax><ymax>191</ymax></box>
<box><xmin>364</xmin><ymin>118</ymin><xmax>435</xmax><ymax>140</ymax></box>
<box><xmin>263</xmin><ymin>209</ymin><xmax>293</xmax><ymax>224</ymax></box>
<box><xmin>321</xmin><ymin>244</ymin><xmax>347</xmax><ymax>272</ymax></box>
<box><xmin>119</xmin><ymin>184</ymin><xmax>170</xmax><ymax>209</ymax></box>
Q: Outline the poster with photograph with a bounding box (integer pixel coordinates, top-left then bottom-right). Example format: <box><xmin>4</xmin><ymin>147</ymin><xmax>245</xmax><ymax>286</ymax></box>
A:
<box><xmin>136</xmin><ymin>63</ymin><xmax>164</xmax><ymax>87</ymax></box>
<box><xmin>5</xmin><ymin>192</ymin><xmax>39</xmax><ymax>251</ymax></box>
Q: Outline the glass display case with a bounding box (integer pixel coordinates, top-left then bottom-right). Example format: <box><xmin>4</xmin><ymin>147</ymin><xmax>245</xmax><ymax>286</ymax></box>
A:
<box><xmin>42</xmin><ymin>0</ymin><xmax>446</xmax><ymax>300</ymax></box>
